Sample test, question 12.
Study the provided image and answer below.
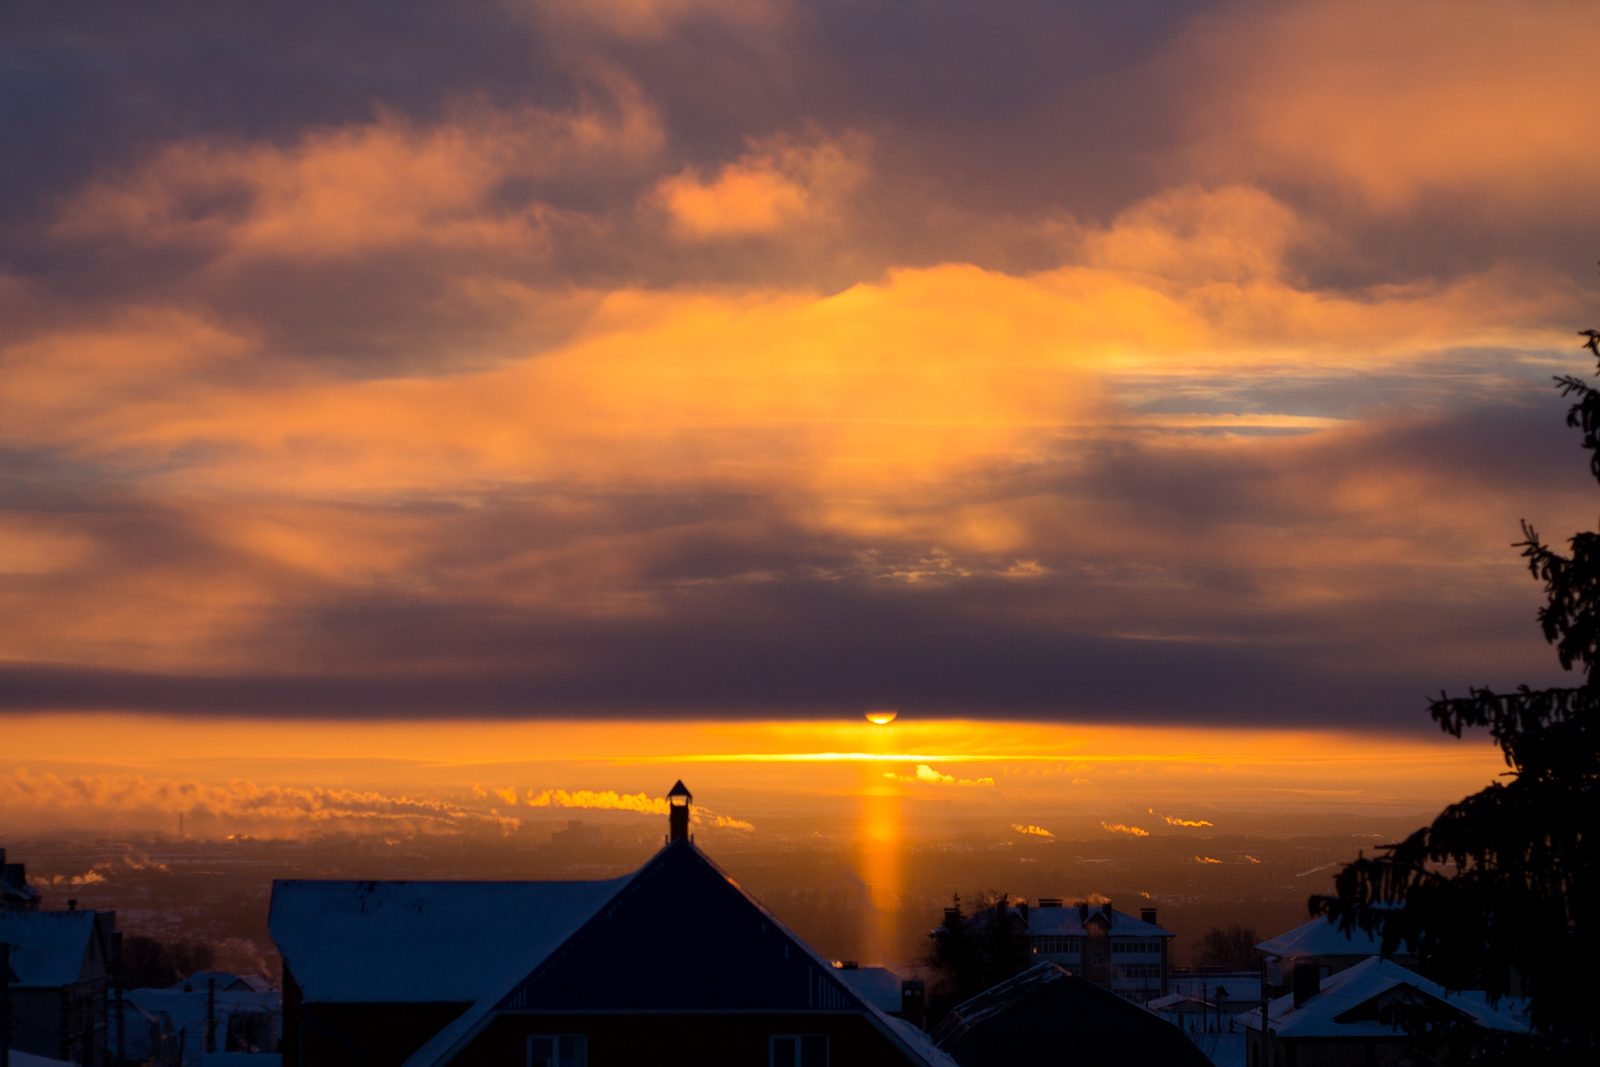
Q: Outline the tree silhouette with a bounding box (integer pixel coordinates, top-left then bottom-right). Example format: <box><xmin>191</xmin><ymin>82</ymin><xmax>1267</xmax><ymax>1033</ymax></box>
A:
<box><xmin>922</xmin><ymin>892</ymin><xmax>1031</xmax><ymax>1026</ymax></box>
<box><xmin>1313</xmin><ymin>328</ymin><xmax>1600</xmax><ymax>1053</ymax></box>
<box><xmin>1197</xmin><ymin>924</ymin><xmax>1260</xmax><ymax>972</ymax></box>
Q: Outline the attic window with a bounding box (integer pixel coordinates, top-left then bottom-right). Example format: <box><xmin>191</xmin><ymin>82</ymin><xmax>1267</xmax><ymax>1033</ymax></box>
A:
<box><xmin>527</xmin><ymin>1034</ymin><xmax>585</xmax><ymax>1067</ymax></box>
<box><xmin>770</xmin><ymin>1034</ymin><xmax>827</xmax><ymax>1067</ymax></box>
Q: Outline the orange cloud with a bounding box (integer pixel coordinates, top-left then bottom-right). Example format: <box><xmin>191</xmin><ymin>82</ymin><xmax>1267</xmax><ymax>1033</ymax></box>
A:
<box><xmin>1012</xmin><ymin>824</ymin><xmax>1055</xmax><ymax>839</ymax></box>
<box><xmin>1182</xmin><ymin>0</ymin><xmax>1600</xmax><ymax>214</ymax></box>
<box><xmin>883</xmin><ymin>765</ymin><xmax>993</xmax><ymax>786</ymax></box>
<box><xmin>0</xmin><ymin>768</ymin><xmax>519</xmax><ymax>834</ymax></box>
<box><xmin>1101</xmin><ymin>822</ymin><xmax>1149</xmax><ymax>836</ymax></box>
<box><xmin>651</xmin><ymin>134</ymin><xmax>865</xmax><ymax>239</ymax></box>
<box><xmin>56</xmin><ymin>76</ymin><xmax>661</xmax><ymax>259</ymax></box>
<box><xmin>525</xmin><ymin>788</ymin><xmax>669</xmax><ymax>813</ymax></box>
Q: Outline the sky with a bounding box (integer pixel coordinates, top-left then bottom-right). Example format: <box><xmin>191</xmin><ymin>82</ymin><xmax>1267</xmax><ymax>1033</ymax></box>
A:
<box><xmin>3</xmin><ymin>1</ymin><xmax>1600</xmax><ymax>840</ymax></box>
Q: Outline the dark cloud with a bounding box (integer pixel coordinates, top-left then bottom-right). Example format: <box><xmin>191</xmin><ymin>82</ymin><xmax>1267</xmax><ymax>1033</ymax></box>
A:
<box><xmin>1</xmin><ymin>0</ymin><xmax>1594</xmax><ymax>726</ymax></box>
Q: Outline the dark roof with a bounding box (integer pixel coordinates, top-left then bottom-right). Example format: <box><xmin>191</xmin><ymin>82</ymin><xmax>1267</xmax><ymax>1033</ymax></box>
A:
<box><xmin>667</xmin><ymin>780</ymin><xmax>692</xmax><ymax>800</ymax></box>
<box><xmin>933</xmin><ymin>963</ymin><xmax>1211</xmax><ymax>1067</ymax></box>
<box><xmin>402</xmin><ymin>840</ymin><xmax>954</xmax><ymax>1067</ymax></box>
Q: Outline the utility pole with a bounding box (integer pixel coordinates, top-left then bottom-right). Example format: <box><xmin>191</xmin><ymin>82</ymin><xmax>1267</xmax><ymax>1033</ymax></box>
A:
<box><xmin>2</xmin><ymin>942</ymin><xmax>14</xmax><ymax>1067</ymax></box>
<box><xmin>114</xmin><ymin>943</ymin><xmax>125</xmax><ymax>1065</ymax></box>
<box><xmin>204</xmin><ymin>979</ymin><xmax>216</xmax><ymax>1055</ymax></box>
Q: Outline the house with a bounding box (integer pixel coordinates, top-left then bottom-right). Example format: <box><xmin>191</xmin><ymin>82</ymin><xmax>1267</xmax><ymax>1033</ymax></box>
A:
<box><xmin>930</xmin><ymin>962</ymin><xmax>1212</xmax><ymax>1067</ymax></box>
<box><xmin>1255</xmin><ymin>915</ymin><xmax>1417</xmax><ymax>995</ymax></box>
<box><xmin>2</xmin><ymin>847</ymin><xmax>43</xmax><ymax>911</ymax></box>
<box><xmin>0</xmin><ymin>907</ymin><xmax>120</xmax><ymax>1064</ymax></box>
<box><xmin>1023</xmin><ymin>899</ymin><xmax>1175</xmax><ymax>1002</ymax></box>
<box><xmin>269</xmin><ymin>782</ymin><xmax>956</xmax><ymax>1067</ymax></box>
<box><xmin>1237</xmin><ymin>955</ymin><xmax>1529</xmax><ymax>1067</ymax></box>
<box><xmin>169</xmin><ymin>973</ymin><xmax>276</xmax><ymax>994</ymax></box>
<box><xmin>121</xmin><ymin>985</ymin><xmax>282</xmax><ymax>1066</ymax></box>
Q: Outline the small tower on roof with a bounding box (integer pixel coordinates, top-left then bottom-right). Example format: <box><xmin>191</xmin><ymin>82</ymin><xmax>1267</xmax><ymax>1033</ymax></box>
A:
<box><xmin>668</xmin><ymin>780</ymin><xmax>692</xmax><ymax>842</ymax></box>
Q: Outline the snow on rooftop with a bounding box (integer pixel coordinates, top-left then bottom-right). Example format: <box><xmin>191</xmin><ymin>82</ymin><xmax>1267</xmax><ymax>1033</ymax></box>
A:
<box><xmin>0</xmin><ymin>910</ymin><xmax>97</xmax><ymax>987</ymax></box>
<box><xmin>269</xmin><ymin>877</ymin><xmax>632</xmax><ymax>1004</ymax></box>
<box><xmin>1025</xmin><ymin>906</ymin><xmax>1173</xmax><ymax>938</ymax></box>
<box><xmin>1235</xmin><ymin>957</ymin><xmax>1530</xmax><ymax>1039</ymax></box>
<box><xmin>1255</xmin><ymin>915</ymin><xmax>1386</xmax><ymax>959</ymax></box>
<box><xmin>833</xmin><ymin>966</ymin><xmax>902</xmax><ymax>1014</ymax></box>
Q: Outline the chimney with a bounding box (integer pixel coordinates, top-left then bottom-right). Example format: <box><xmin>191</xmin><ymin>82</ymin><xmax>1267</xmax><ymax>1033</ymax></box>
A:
<box><xmin>944</xmin><ymin>906</ymin><xmax>962</xmax><ymax>929</ymax></box>
<box><xmin>68</xmin><ymin>899</ymin><xmax>77</xmax><ymax>911</ymax></box>
<box><xmin>1018</xmin><ymin>901</ymin><xmax>1029</xmax><ymax>927</ymax></box>
<box><xmin>667</xmin><ymin>780</ymin><xmax>692</xmax><ymax>842</ymax></box>
<box><xmin>1078</xmin><ymin>901</ymin><xmax>1089</xmax><ymax>923</ymax></box>
<box><xmin>1292</xmin><ymin>963</ymin><xmax>1320</xmax><ymax>1008</ymax></box>
<box><xmin>1103</xmin><ymin>902</ymin><xmax>1114</xmax><ymax>924</ymax></box>
<box><xmin>1038</xmin><ymin>897</ymin><xmax>1062</xmax><ymax>908</ymax></box>
<box><xmin>900</xmin><ymin>980</ymin><xmax>926</xmax><ymax>1030</ymax></box>
<box><xmin>1141</xmin><ymin>907</ymin><xmax>1157</xmax><ymax>925</ymax></box>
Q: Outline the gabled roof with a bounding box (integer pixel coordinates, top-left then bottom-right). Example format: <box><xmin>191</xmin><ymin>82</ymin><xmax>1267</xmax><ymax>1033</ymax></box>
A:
<box><xmin>1025</xmin><ymin>905</ymin><xmax>1173</xmax><ymax>938</ymax></box>
<box><xmin>0</xmin><ymin>910</ymin><xmax>99</xmax><ymax>987</ymax></box>
<box><xmin>1255</xmin><ymin>914</ymin><xmax>1388</xmax><ymax>959</ymax></box>
<box><xmin>399</xmin><ymin>841</ymin><xmax>954</xmax><ymax>1067</ymax></box>
<box><xmin>1236</xmin><ymin>957</ymin><xmax>1530</xmax><ymax>1039</ymax></box>
<box><xmin>167</xmin><ymin>971</ymin><xmax>274</xmax><ymax>993</ymax></box>
<box><xmin>268</xmin><ymin>875</ymin><xmax>632</xmax><ymax>1003</ymax></box>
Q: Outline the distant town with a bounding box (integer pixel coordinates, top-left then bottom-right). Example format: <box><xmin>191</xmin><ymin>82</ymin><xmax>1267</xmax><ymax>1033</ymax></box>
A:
<box><xmin>0</xmin><ymin>784</ymin><xmax>1534</xmax><ymax>1067</ymax></box>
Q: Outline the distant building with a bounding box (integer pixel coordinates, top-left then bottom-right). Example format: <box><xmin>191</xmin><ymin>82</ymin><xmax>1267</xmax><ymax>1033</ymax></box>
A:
<box><xmin>930</xmin><ymin>962</ymin><xmax>1211</xmax><ymax>1067</ymax></box>
<box><xmin>0</xmin><ymin>906</ymin><xmax>120</xmax><ymax>1065</ymax></box>
<box><xmin>1255</xmin><ymin>915</ymin><xmax>1417</xmax><ymax>995</ymax></box>
<box><xmin>170</xmin><ymin>973</ymin><xmax>276</xmax><ymax>994</ymax></box>
<box><xmin>269</xmin><ymin>782</ymin><xmax>956</xmax><ymax>1067</ymax></box>
<box><xmin>547</xmin><ymin>821</ymin><xmax>602</xmax><ymax>850</ymax></box>
<box><xmin>2</xmin><ymin>847</ymin><xmax>43</xmax><ymax>911</ymax></box>
<box><xmin>1023</xmin><ymin>899</ymin><xmax>1175</xmax><ymax>1002</ymax></box>
<box><xmin>1237</xmin><ymin>956</ymin><xmax>1528</xmax><ymax>1067</ymax></box>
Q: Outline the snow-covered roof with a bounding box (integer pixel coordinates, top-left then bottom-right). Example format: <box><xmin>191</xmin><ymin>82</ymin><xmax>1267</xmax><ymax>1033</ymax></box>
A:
<box><xmin>834</xmin><ymin>966</ymin><xmax>903</xmax><ymax>1014</ymax></box>
<box><xmin>168</xmin><ymin>972</ymin><xmax>274</xmax><ymax>993</ymax></box>
<box><xmin>9</xmin><ymin>1050</ymin><xmax>74</xmax><ymax>1067</ymax></box>
<box><xmin>1235</xmin><ymin>957</ymin><xmax>1530</xmax><ymax>1039</ymax></box>
<box><xmin>0</xmin><ymin>910</ymin><xmax>98</xmax><ymax>987</ymax></box>
<box><xmin>1255</xmin><ymin>916</ymin><xmax>1386</xmax><ymax>959</ymax></box>
<box><xmin>269</xmin><ymin>877</ymin><xmax>632</xmax><ymax>1004</ymax></box>
<box><xmin>1025</xmin><ymin>905</ymin><xmax>1173</xmax><ymax>938</ymax></box>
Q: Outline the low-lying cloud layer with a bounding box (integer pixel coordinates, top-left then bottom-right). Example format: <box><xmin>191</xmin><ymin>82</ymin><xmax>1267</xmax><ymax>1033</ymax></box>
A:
<box><xmin>1</xmin><ymin>0</ymin><xmax>1596</xmax><ymax>726</ymax></box>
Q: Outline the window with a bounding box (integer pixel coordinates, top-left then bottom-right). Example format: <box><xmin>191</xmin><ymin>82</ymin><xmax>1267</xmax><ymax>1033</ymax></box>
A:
<box><xmin>527</xmin><ymin>1035</ymin><xmax>584</xmax><ymax>1067</ymax></box>
<box><xmin>1031</xmin><ymin>936</ymin><xmax>1081</xmax><ymax>955</ymax></box>
<box><xmin>770</xmin><ymin>1034</ymin><xmax>828</xmax><ymax>1067</ymax></box>
<box><xmin>1113</xmin><ymin>939</ymin><xmax>1157</xmax><ymax>955</ymax></box>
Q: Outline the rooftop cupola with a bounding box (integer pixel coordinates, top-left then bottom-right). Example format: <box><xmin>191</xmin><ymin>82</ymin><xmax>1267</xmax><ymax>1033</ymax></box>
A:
<box><xmin>668</xmin><ymin>780</ymin><xmax>692</xmax><ymax>842</ymax></box>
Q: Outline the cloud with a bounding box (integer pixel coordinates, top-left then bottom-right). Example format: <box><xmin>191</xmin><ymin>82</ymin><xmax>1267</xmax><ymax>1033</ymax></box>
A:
<box><xmin>524</xmin><ymin>788</ymin><xmax>669</xmax><ymax>814</ymax></box>
<box><xmin>1102</xmin><ymin>822</ymin><xmax>1149</xmax><ymax>836</ymax></box>
<box><xmin>1178</xmin><ymin>0</ymin><xmax>1600</xmax><ymax>216</ymax></box>
<box><xmin>650</xmin><ymin>133</ymin><xmax>865</xmax><ymax>239</ymax></box>
<box><xmin>0</xmin><ymin>768</ymin><xmax>519</xmax><ymax>834</ymax></box>
<box><xmin>55</xmin><ymin>77</ymin><xmax>663</xmax><ymax>261</ymax></box>
<box><xmin>883</xmin><ymin>765</ymin><xmax>993</xmax><ymax>786</ymax></box>
<box><xmin>1193</xmin><ymin>855</ymin><xmax>1222</xmax><ymax>864</ymax></box>
<box><xmin>1157</xmin><ymin>812</ymin><xmax>1213</xmax><ymax>827</ymax></box>
<box><xmin>0</xmin><ymin>2</ymin><xmax>1595</xmax><ymax>730</ymax></box>
<box><xmin>1012</xmin><ymin>824</ymin><xmax>1055</xmax><ymax>838</ymax></box>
